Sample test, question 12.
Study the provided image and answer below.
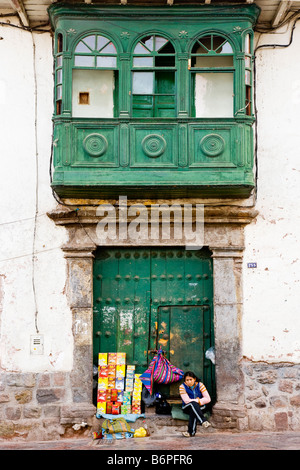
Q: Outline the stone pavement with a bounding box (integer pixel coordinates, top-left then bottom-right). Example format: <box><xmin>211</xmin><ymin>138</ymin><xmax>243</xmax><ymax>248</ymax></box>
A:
<box><xmin>0</xmin><ymin>430</ymin><xmax>300</xmax><ymax>451</ymax></box>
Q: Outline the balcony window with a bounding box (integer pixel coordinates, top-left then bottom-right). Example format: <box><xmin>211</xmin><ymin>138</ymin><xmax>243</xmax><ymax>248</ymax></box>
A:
<box><xmin>72</xmin><ymin>34</ymin><xmax>118</xmax><ymax>118</ymax></box>
<box><xmin>55</xmin><ymin>33</ymin><xmax>63</xmax><ymax>115</ymax></box>
<box><xmin>132</xmin><ymin>35</ymin><xmax>176</xmax><ymax>118</ymax></box>
<box><xmin>244</xmin><ymin>33</ymin><xmax>252</xmax><ymax>116</ymax></box>
<box><xmin>190</xmin><ymin>34</ymin><xmax>235</xmax><ymax>118</ymax></box>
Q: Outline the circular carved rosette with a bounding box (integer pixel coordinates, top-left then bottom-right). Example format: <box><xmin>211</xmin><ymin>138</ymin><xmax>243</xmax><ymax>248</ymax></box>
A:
<box><xmin>141</xmin><ymin>134</ymin><xmax>166</xmax><ymax>158</ymax></box>
<box><xmin>200</xmin><ymin>133</ymin><xmax>225</xmax><ymax>157</ymax></box>
<box><xmin>83</xmin><ymin>133</ymin><xmax>108</xmax><ymax>157</ymax></box>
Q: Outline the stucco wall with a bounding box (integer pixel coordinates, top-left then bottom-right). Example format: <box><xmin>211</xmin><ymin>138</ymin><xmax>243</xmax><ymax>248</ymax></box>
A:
<box><xmin>0</xmin><ymin>17</ymin><xmax>299</xmax><ymax>382</ymax></box>
<box><xmin>0</xmin><ymin>22</ymin><xmax>71</xmax><ymax>373</ymax></box>
<box><xmin>243</xmin><ymin>25</ymin><xmax>300</xmax><ymax>363</ymax></box>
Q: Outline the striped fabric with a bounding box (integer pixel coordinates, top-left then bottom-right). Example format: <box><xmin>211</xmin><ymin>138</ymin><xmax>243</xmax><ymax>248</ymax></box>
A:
<box><xmin>102</xmin><ymin>417</ymin><xmax>132</xmax><ymax>434</ymax></box>
<box><xmin>140</xmin><ymin>348</ymin><xmax>184</xmax><ymax>395</ymax></box>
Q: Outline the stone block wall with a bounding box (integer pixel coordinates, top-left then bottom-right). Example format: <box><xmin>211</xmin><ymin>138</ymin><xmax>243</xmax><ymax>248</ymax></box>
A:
<box><xmin>243</xmin><ymin>360</ymin><xmax>300</xmax><ymax>431</ymax></box>
<box><xmin>0</xmin><ymin>372</ymin><xmax>95</xmax><ymax>440</ymax></box>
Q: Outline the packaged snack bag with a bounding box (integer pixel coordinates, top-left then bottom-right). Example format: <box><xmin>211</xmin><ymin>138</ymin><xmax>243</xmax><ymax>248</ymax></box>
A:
<box><xmin>106</xmin><ymin>402</ymin><xmax>112</xmax><ymax>414</ymax></box>
<box><xmin>112</xmin><ymin>403</ymin><xmax>120</xmax><ymax>415</ymax></box>
<box><xmin>111</xmin><ymin>389</ymin><xmax>118</xmax><ymax>402</ymax></box>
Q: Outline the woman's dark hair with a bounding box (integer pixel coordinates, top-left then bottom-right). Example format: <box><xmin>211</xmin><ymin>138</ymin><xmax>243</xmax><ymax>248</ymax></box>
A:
<box><xmin>183</xmin><ymin>371</ymin><xmax>199</xmax><ymax>382</ymax></box>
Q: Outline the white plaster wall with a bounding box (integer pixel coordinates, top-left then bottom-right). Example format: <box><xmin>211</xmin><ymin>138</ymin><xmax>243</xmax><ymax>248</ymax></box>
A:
<box><xmin>243</xmin><ymin>24</ymin><xmax>300</xmax><ymax>363</ymax></box>
<box><xmin>0</xmin><ymin>21</ymin><xmax>72</xmax><ymax>372</ymax></box>
<box><xmin>1</xmin><ymin>16</ymin><xmax>299</xmax><ymax>374</ymax></box>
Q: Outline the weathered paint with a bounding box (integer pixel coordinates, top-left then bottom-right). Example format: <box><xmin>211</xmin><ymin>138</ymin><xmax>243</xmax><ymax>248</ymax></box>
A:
<box><xmin>0</xmin><ymin>10</ymin><xmax>300</xmax><ymax>436</ymax></box>
<box><xmin>93</xmin><ymin>247</ymin><xmax>215</xmax><ymax>399</ymax></box>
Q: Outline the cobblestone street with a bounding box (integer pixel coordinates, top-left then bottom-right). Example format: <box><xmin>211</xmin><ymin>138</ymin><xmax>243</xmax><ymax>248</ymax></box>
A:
<box><xmin>0</xmin><ymin>431</ymin><xmax>299</xmax><ymax>451</ymax></box>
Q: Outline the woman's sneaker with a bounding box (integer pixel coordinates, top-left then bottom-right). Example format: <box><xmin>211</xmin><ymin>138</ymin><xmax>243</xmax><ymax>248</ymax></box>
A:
<box><xmin>202</xmin><ymin>421</ymin><xmax>211</xmax><ymax>428</ymax></box>
<box><xmin>182</xmin><ymin>431</ymin><xmax>192</xmax><ymax>437</ymax></box>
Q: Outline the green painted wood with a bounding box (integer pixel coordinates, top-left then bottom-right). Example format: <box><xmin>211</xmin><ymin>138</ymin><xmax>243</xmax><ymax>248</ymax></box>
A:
<box><xmin>93</xmin><ymin>247</ymin><xmax>215</xmax><ymax>400</ymax></box>
<box><xmin>49</xmin><ymin>4</ymin><xmax>259</xmax><ymax>198</ymax></box>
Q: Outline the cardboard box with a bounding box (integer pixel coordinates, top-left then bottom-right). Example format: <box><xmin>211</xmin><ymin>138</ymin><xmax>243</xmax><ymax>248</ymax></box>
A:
<box><xmin>107</xmin><ymin>365</ymin><xmax>116</xmax><ymax>377</ymax></box>
<box><xmin>115</xmin><ymin>377</ymin><xmax>125</xmax><ymax>390</ymax></box>
<box><xmin>131</xmin><ymin>407</ymin><xmax>141</xmax><ymax>415</ymax></box>
<box><xmin>97</xmin><ymin>390</ymin><xmax>107</xmax><ymax>402</ymax></box>
<box><xmin>98</xmin><ymin>353</ymin><xmax>108</xmax><ymax>366</ymax></box>
<box><xmin>125</xmin><ymin>379</ymin><xmax>134</xmax><ymax>391</ymax></box>
<box><xmin>121</xmin><ymin>405</ymin><xmax>131</xmax><ymax>414</ymax></box>
<box><xmin>97</xmin><ymin>402</ymin><xmax>106</xmax><ymax>414</ymax></box>
<box><xmin>116</xmin><ymin>352</ymin><xmax>126</xmax><ymax>365</ymax></box>
<box><xmin>132</xmin><ymin>391</ymin><xmax>142</xmax><ymax>401</ymax></box>
<box><xmin>98</xmin><ymin>377</ymin><xmax>108</xmax><ymax>390</ymax></box>
<box><xmin>117</xmin><ymin>390</ymin><xmax>123</xmax><ymax>403</ymax></box>
<box><xmin>116</xmin><ymin>365</ymin><xmax>126</xmax><ymax>377</ymax></box>
<box><xmin>107</xmin><ymin>377</ymin><xmax>115</xmax><ymax>389</ymax></box>
<box><xmin>123</xmin><ymin>391</ymin><xmax>131</xmax><ymax>404</ymax></box>
<box><xmin>108</xmin><ymin>353</ymin><xmax>117</xmax><ymax>365</ymax></box>
<box><xmin>99</xmin><ymin>365</ymin><xmax>108</xmax><ymax>377</ymax></box>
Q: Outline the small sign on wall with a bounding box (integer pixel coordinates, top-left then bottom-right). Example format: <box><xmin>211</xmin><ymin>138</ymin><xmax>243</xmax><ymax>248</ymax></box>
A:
<box><xmin>247</xmin><ymin>262</ymin><xmax>257</xmax><ymax>268</ymax></box>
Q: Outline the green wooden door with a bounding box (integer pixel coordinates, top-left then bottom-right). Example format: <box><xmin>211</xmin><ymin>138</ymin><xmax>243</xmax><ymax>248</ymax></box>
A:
<box><xmin>93</xmin><ymin>247</ymin><xmax>215</xmax><ymax>399</ymax></box>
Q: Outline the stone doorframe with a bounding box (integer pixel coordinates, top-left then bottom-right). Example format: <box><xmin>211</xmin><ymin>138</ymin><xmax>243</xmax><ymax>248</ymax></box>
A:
<box><xmin>48</xmin><ymin>203</ymin><xmax>257</xmax><ymax>429</ymax></box>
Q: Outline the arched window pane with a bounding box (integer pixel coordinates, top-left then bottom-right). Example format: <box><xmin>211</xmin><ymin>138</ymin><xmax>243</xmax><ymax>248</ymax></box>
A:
<box><xmin>194</xmin><ymin>35</ymin><xmax>233</xmax><ymax>54</ymax></box>
<box><xmin>82</xmin><ymin>35</ymin><xmax>96</xmax><ymax>50</ymax></box>
<box><xmin>134</xmin><ymin>42</ymin><xmax>151</xmax><ymax>54</ymax></box>
<box><xmin>101</xmin><ymin>42</ymin><xmax>117</xmax><ymax>54</ymax></box>
<box><xmin>97</xmin><ymin>36</ymin><xmax>110</xmax><ymax>51</ymax></box>
<box><xmin>155</xmin><ymin>36</ymin><xmax>168</xmax><ymax>51</ymax></box>
<box><xmin>75</xmin><ymin>41</ymin><xmax>91</xmax><ymax>53</ymax></box>
<box><xmin>141</xmin><ymin>36</ymin><xmax>153</xmax><ymax>51</ymax></box>
<box><xmin>197</xmin><ymin>36</ymin><xmax>211</xmax><ymax>53</ymax></box>
<box><xmin>218</xmin><ymin>41</ymin><xmax>233</xmax><ymax>54</ymax></box>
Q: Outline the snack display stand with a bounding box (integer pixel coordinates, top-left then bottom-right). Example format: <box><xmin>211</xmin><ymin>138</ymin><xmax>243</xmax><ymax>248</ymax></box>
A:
<box><xmin>96</xmin><ymin>352</ymin><xmax>145</xmax><ymax>421</ymax></box>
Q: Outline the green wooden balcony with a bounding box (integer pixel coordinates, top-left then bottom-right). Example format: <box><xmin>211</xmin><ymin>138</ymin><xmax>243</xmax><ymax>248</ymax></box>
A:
<box><xmin>49</xmin><ymin>3</ymin><xmax>260</xmax><ymax>199</ymax></box>
<box><xmin>52</xmin><ymin>118</ymin><xmax>254</xmax><ymax>198</ymax></box>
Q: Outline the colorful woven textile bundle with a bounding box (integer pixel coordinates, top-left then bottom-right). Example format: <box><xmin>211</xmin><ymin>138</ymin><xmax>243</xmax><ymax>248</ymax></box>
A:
<box><xmin>139</xmin><ymin>348</ymin><xmax>184</xmax><ymax>395</ymax></box>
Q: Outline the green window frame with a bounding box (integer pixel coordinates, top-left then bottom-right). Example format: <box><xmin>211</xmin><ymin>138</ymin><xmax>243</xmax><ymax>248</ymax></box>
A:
<box><xmin>244</xmin><ymin>33</ymin><xmax>253</xmax><ymax>116</ymax></box>
<box><xmin>189</xmin><ymin>33</ymin><xmax>235</xmax><ymax>118</ymax></box>
<box><xmin>71</xmin><ymin>33</ymin><xmax>119</xmax><ymax>118</ymax></box>
<box><xmin>55</xmin><ymin>32</ymin><xmax>64</xmax><ymax>115</ymax></box>
<box><xmin>131</xmin><ymin>35</ymin><xmax>176</xmax><ymax>118</ymax></box>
